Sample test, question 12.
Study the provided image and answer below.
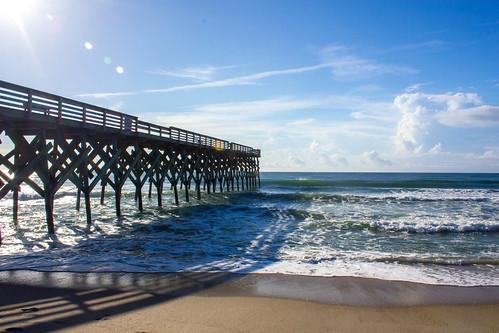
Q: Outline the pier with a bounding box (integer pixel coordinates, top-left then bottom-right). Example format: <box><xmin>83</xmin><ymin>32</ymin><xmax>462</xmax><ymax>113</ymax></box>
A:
<box><xmin>0</xmin><ymin>80</ymin><xmax>260</xmax><ymax>234</ymax></box>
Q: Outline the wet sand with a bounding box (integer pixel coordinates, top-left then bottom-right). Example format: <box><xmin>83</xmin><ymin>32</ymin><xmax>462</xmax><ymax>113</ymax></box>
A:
<box><xmin>1</xmin><ymin>270</ymin><xmax>499</xmax><ymax>332</ymax></box>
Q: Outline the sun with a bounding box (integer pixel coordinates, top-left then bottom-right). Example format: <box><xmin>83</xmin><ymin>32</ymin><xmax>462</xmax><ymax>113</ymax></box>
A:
<box><xmin>0</xmin><ymin>0</ymin><xmax>39</xmax><ymax>25</ymax></box>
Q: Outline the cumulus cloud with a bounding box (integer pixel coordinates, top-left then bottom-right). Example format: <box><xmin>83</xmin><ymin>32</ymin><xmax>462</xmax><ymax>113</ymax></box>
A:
<box><xmin>393</xmin><ymin>92</ymin><xmax>499</xmax><ymax>152</ymax></box>
<box><xmin>436</xmin><ymin>105</ymin><xmax>499</xmax><ymax>127</ymax></box>
<box><xmin>362</xmin><ymin>150</ymin><xmax>391</xmax><ymax>166</ymax></box>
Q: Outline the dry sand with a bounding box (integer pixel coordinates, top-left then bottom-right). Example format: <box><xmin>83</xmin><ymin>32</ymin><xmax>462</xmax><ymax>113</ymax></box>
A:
<box><xmin>1</xmin><ymin>271</ymin><xmax>498</xmax><ymax>333</ymax></box>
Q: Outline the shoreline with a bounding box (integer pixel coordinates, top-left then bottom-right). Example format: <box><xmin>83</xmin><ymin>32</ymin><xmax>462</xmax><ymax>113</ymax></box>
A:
<box><xmin>1</xmin><ymin>270</ymin><xmax>499</xmax><ymax>306</ymax></box>
<box><xmin>1</xmin><ymin>270</ymin><xmax>499</xmax><ymax>332</ymax></box>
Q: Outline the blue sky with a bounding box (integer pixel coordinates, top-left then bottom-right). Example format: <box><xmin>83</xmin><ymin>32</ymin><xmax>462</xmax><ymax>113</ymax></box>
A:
<box><xmin>1</xmin><ymin>0</ymin><xmax>498</xmax><ymax>171</ymax></box>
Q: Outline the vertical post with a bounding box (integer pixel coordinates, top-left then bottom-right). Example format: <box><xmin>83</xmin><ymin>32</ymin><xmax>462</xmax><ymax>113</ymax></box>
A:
<box><xmin>173</xmin><ymin>185</ymin><xmax>179</xmax><ymax>205</ymax></box>
<box><xmin>115</xmin><ymin>190</ymin><xmax>121</xmax><ymax>217</ymax></box>
<box><xmin>76</xmin><ymin>189</ymin><xmax>81</xmax><ymax>211</ymax></box>
<box><xmin>137</xmin><ymin>185</ymin><xmax>143</xmax><ymax>211</ymax></box>
<box><xmin>133</xmin><ymin>144</ymin><xmax>143</xmax><ymax>212</ymax></box>
<box><xmin>45</xmin><ymin>193</ymin><xmax>55</xmax><ymax>234</ymax></box>
<box><xmin>196</xmin><ymin>181</ymin><xmax>201</xmax><ymax>200</ymax></box>
<box><xmin>156</xmin><ymin>170</ymin><xmax>162</xmax><ymax>207</ymax></box>
<box><xmin>12</xmin><ymin>151</ymin><xmax>19</xmax><ymax>223</ymax></box>
<box><xmin>148</xmin><ymin>179</ymin><xmax>152</xmax><ymax>198</ymax></box>
<box><xmin>184</xmin><ymin>179</ymin><xmax>190</xmax><ymax>203</ymax></box>
<box><xmin>257</xmin><ymin>157</ymin><xmax>261</xmax><ymax>188</ymax></box>
<box><xmin>82</xmin><ymin>137</ymin><xmax>92</xmax><ymax>225</ymax></box>
<box><xmin>100</xmin><ymin>179</ymin><xmax>106</xmax><ymax>205</ymax></box>
<box><xmin>113</xmin><ymin>142</ymin><xmax>121</xmax><ymax>217</ymax></box>
<box><xmin>84</xmin><ymin>190</ymin><xmax>91</xmax><ymax>225</ymax></box>
<box><xmin>40</xmin><ymin>130</ymin><xmax>56</xmax><ymax>234</ymax></box>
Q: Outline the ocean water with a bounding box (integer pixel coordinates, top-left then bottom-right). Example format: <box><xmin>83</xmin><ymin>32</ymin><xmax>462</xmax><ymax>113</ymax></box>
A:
<box><xmin>0</xmin><ymin>172</ymin><xmax>498</xmax><ymax>286</ymax></box>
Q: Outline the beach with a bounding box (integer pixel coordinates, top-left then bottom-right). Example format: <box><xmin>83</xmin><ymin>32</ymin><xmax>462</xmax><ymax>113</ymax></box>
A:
<box><xmin>1</xmin><ymin>271</ymin><xmax>499</xmax><ymax>332</ymax></box>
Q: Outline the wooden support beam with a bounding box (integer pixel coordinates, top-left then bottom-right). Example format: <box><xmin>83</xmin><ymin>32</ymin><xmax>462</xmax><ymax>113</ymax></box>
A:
<box><xmin>12</xmin><ymin>151</ymin><xmax>19</xmax><ymax>223</ymax></box>
<box><xmin>76</xmin><ymin>189</ymin><xmax>81</xmax><ymax>211</ymax></box>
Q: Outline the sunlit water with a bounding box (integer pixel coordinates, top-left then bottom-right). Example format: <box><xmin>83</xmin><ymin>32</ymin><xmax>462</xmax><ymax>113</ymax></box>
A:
<box><xmin>0</xmin><ymin>172</ymin><xmax>498</xmax><ymax>286</ymax></box>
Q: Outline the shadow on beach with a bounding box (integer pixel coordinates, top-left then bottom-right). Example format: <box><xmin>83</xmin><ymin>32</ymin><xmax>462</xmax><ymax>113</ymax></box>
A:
<box><xmin>0</xmin><ymin>192</ymin><xmax>305</xmax><ymax>332</ymax></box>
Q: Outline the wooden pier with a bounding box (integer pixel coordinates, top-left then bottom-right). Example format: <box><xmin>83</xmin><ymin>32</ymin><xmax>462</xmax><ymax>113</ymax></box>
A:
<box><xmin>0</xmin><ymin>80</ymin><xmax>260</xmax><ymax>234</ymax></box>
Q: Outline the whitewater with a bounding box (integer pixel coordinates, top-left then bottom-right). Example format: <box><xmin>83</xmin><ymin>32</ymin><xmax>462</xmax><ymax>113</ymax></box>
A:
<box><xmin>0</xmin><ymin>172</ymin><xmax>498</xmax><ymax>286</ymax></box>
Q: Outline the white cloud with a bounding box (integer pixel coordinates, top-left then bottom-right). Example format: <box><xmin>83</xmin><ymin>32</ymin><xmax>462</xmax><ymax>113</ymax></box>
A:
<box><xmin>393</xmin><ymin>92</ymin><xmax>499</xmax><ymax>152</ymax></box>
<box><xmin>362</xmin><ymin>150</ymin><xmax>392</xmax><ymax>166</ymax></box>
<box><xmin>435</xmin><ymin>105</ymin><xmax>499</xmax><ymax>127</ymax></box>
<box><xmin>480</xmin><ymin>150</ymin><xmax>499</xmax><ymax>159</ymax></box>
<box><xmin>146</xmin><ymin>65</ymin><xmax>238</xmax><ymax>81</ymax></box>
<box><xmin>393</xmin><ymin>93</ymin><xmax>428</xmax><ymax>151</ymax></box>
<box><xmin>288</xmin><ymin>118</ymin><xmax>316</xmax><ymax>126</ymax></box>
<box><xmin>194</xmin><ymin>97</ymin><xmax>324</xmax><ymax>115</ymax></box>
<box><xmin>397</xmin><ymin>40</ymin><xmax>447</xmax><ymax>50</ymax></box>
<box><xmin>288</xmin><ymin>154</ymin><xmax>306</xmax><ymax>167</ymax></box>
<box><xmin>321</xmin><ymin>153</ymin><xmax>348</xmax><ymax>167</ymax></box>
<box><xmin>80</xmin><ymin>44</ymin><xmax>415</xmax><ymax>98</ymax></box>
<box><xmin>320</xmin><ymin>44</ymin><xmax>417</xmax><ymax>80</ymax></box>
<box><xmin>405</xmin><ymin>83</ymin><xmax>429</xmax><ymax>92</ymax></box>
<box><xmin>309</xmin><ymin>140</ymin><xmax>319</xmax><ymax>152</ymax></box>
<box><xmin>429</xmin><ymin>143</ymin><xmax>442</xmax><ymax>154</ymax></box>
<box><xmin>78</xmin><ymin>63</ymin><xmax>331</xmax><ymax>98</ymax></box>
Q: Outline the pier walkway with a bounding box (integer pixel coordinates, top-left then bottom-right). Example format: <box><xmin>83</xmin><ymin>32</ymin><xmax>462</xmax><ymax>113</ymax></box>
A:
<box><xmin>0</xmin><ymin>80</ymin><xmax>260</xmax><ymax>233</ymax></box>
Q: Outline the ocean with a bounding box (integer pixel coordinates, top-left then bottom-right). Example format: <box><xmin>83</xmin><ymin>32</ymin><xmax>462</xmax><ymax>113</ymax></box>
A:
<box><xmin>0</xmin><ymin>172</ymin><xmax>498</xmax><ymax>286</ymax></box>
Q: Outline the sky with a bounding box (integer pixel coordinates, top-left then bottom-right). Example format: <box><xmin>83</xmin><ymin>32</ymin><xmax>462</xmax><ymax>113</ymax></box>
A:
<box><xmin>0</xmin><ymin>0</ymin><xmax>498</xmax><ymax>172</ymax></box>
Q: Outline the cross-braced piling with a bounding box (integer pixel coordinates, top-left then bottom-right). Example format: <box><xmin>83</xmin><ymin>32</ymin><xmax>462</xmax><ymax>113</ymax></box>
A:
<box><xmin>0</xmin><ymin>80</ymin><xmax>260</xmax><ymax>234</ymax></box>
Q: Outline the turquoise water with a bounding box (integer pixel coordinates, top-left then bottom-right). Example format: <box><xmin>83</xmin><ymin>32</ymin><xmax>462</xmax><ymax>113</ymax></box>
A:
<box><xmin>0</xmin><ymin>172</ymin><xmax>498</xmax><ymax>285</ymax></box>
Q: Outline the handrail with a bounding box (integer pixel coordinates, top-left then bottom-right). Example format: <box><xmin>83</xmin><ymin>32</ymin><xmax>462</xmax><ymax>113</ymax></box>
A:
<box><xmin>0</xmin><ymin>80</ymin><xmax>260</xmax><ymax>156</ymax></box>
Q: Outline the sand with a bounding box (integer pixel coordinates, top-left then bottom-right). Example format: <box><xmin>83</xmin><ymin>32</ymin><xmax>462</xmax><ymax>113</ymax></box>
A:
<box><xmin>1</xmin><ymin>271</ymin><xmax>499</xmax><ymax>333</ymax></box>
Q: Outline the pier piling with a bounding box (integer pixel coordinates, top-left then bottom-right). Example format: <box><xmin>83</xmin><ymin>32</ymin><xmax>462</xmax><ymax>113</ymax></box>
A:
<box><xmin>0</xmin><ymin>80</ymin><xmax>260</xmax><ymax>233</ymax></box>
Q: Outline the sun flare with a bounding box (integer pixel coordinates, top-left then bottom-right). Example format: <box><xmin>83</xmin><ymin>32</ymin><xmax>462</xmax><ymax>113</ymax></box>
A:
<box><xmin>0</xmin><ymin>0</ymin><xmax>38</xmax><ymax>25</ymax></box>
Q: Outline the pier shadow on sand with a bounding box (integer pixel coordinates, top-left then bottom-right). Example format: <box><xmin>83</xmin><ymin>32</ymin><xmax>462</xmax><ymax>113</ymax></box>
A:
<box><xmin>0</xmin><ymin>192</ymin><xmax>307</xmax><ymax>333</ymax></box>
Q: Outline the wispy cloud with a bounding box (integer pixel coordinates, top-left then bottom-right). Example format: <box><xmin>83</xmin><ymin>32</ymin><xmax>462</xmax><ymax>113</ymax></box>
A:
<box><xmin>320</xmin><ymin>44</ymin><xmax>417</xmax><ymax>80</ymax></box>
<box><xmin>146</xmin><ymin>65</ymin><xmax>239</xmax><ymax>81</ymax></box>
<box><xmin>405</xmin><ymin>82</ymin><xmax>430</xmax><ymax>92</ymax></box>
<box><xmin>78</xmin><ymin>63</ymin><xmax>330</xmax><ymax>98</ymax></box>
<box><xmin>79</xmin><ymin>45</ymin><xmax>415</xmax><ymax>98</ymax></box>
<box><xmin>193</xmin><ymin>97</ymin><xmax>326</xmax><ymax>115</ymax></box>
<box><xmin>397</xmin><ymin>40</ymin><xmax>447</xmax><ymax>50</ymax></box>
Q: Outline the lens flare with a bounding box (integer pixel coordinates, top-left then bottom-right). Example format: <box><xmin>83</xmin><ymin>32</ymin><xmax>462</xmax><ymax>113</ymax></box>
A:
<box><xmin>84</xmin><ymin>41</ymin><xmax>93</xmax><ymax>50</ymax></box>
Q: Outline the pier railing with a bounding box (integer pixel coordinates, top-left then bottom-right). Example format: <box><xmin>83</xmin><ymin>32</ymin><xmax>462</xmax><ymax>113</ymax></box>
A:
<box><xmin>0</xmin><ymin>80</ymin><xmax>260</xmax><ymax>157</ymax></box>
